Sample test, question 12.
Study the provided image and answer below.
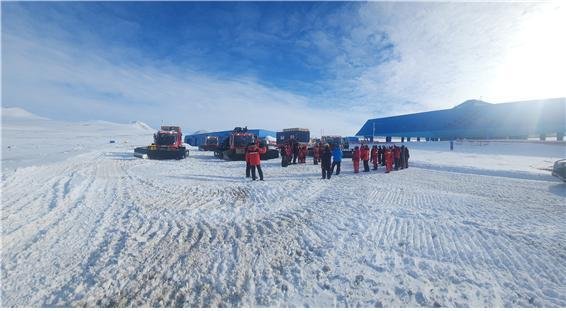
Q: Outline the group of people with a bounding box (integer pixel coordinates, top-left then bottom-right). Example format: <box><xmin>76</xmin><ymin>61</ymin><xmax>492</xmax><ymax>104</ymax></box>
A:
<box><xmin>313</xmin><ymin>143</ymin><xmax>410</xmax><ymax>179</ymax></box>
<box><xmin>314</xmin><ymin>143</ymin><xmax>344</xmax><ymax>179</ymax></box>
<box><xmin>352</xmin><ymin>144</ymin><xmax>410</xmax><ymax>174</ymax></box>
<box><xmin>279</xmin><ymin>139</ymin><xmax>308</xmax><ymax>167</ymax></box>
<box><xmin>244</xmin><ymin>140</ymin><xmax>410</xmax><ymax>181</ymax></box>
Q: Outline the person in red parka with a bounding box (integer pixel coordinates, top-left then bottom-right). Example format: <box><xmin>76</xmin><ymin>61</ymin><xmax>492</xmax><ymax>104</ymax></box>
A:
<box><xmin>284</xmin><ymin>143</ymin><xmax>292</xmax><ymax>165</ymax></box>
<box><xmin>361</xmin><ymin>144</ymin><xmax>370</xmax><ymax>172</ymax></box>
<box><xmin>370</xmin><ymin>145</ymin><xmax>378</xmax><ymax>170</ymax></box>
<box><xmin>298</xmin><ymin>144</ymin><xmax>307</xmax><ymax>163</ymax></box>
<box><xmin>352</xmin><ymin>146</ymin><xmax>361</xmax><ymax>173</ymax></box>
<box><xmin>313</xmin><ymin>143</ymin><xmax>320</xmax><ymax>165</ymax></box>
<box><xmin>384</xmin><ymin>146</ymin><xmax>394</xmax><ymax>173</ymax></box>
<box><xmin>393</xmin><ymin>145</ymin><xmax>401</xmax><ymax>170</ymax></box>
<box><xmin>245</xmin><ymin>143</ymin><xmax>266</xmax><ymax>180</ymax></box>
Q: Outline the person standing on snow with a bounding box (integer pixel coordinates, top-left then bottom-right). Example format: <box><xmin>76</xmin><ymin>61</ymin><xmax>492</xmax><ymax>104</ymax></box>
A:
<box><xmin>378</xmin><ymin>145</ymin><xmax>385</xmax><ymax>166</ymax></box>
<box><xmin>393</xmin><ymin>145</ymin><xmax>401</xmax><ymax>170</ymax></box>
<box><xmin>331</xmin><ymin>144</ymin><xmax>343</xmax><ymax>175</ymax></box>
<box><xmin>292</xmin><ymin>140</ymin><xmax>299</xmax><ymax>164</ymax></box>
<box><xmin>285</xmin><ymin>143</ymin><xmax>293</xmax><ymax>165</ymax></box>
<box><xmin>352</xmin><ymin>146</ymin><xmax>361</xmax><ymax>173</ymax></box>
<box><xmin>370</xmin><ymin>145</ymin><xmax>379</xmax><ymax>170</ymax></box>
<box><xmin>298</xmin><ymin>144</ymin><xmax>307</xmax><ymax>163</ymax></box>
<box><xmin>361</xmin><ymin>144</ymin><xmax>370</xmax><ymax>172</ymax></box>
<box><xmin>245</xmin><ymin>143</ymin><xmax>266</xmax><ymax>180</ymax></box>
<box><xmin>280</xmin><ymin>144</ymin><xmax>288</xmax><ymax>167</ymax></box>
<box><xmin>313</xmin><ymin>143</ymin><xmax>320</xmax><ymax>165</ymax></box>
<box><xmin>321</xmin><ymin>144</ymin><xmax>332</xmax><ymax>179</ymax></box>
<box><xmin>404</xmin><ymin>146</ymin><xmax>410</xmax><ymax>168</ymax></box>
<box><xmin>399</xmin><ymin>146</ymin><xmax>406</xmax><ymax>170</ymax></box>
<box><xmin>384</xmin><ymin>146</ymin><xmax>394</xmax><ymax>173</ymax></box>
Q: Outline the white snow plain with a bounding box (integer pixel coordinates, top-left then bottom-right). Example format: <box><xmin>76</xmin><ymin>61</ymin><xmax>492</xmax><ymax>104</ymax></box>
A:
<box><xmin>1</xmin><ymin>108</ymin><xmax>565</xmax><ymax>307</ymax></box>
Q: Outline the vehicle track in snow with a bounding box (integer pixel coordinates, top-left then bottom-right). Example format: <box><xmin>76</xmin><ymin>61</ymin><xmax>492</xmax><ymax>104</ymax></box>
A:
<box><xmin>2</xmin><ymin>150</ymin><xmax>565</xmax><ymax>307</ymax></box>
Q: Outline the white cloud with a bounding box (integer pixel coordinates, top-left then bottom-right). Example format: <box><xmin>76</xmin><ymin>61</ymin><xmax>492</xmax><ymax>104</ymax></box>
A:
<box><xmin>3</xmin><ymin>2</ymin><xmax>565</xmax><ymax>136</ymax></box>
<box><xmin>2</xmin><ymin>33</ymin><xmax>366</xmax><ymax>136</ymax></box>
<box><xmin>318</xmin><ymin>1</ymin><xmax>566</xmax><ymax>116</ymax></box>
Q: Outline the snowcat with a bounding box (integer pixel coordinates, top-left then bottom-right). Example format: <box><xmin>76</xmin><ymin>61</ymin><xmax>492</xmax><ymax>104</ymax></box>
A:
<box><xmin>218</xmin><ymin>127</ymin><xmax>256</xmax><ymax>161</ymax></box>
<box><xmin>214</xmin><ymin>127</ymin><xmax>278</xmax><ymax>161</ymax></box>
<box><xmin>201</xmin><ymin>135</ymin><xmax>219</xmax><ymax>151</ymax></box>
<box><xmin>134</xmin><ymin>125</ymin><xmax>189</xmax><ymax>160</ymax></box>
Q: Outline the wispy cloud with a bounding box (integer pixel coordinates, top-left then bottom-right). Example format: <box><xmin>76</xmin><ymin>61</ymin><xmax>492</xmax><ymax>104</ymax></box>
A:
<box><xmin>314</xmin><ymin>2</ymin><xmax>566</xmax><ymax>116</ymax></box>
<box><xmin>2</xmin><ymin>28</ymin><xmax>365</xmax><ymax>135</ymax></box>
<box><xmin>2</xmin><ymin>2</ymin><xmax>565</xmax><ymax>136</ymax></box>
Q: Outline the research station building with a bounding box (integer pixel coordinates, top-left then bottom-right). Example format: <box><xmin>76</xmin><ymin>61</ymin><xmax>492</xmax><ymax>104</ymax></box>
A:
<box><xmin>356</xmin><ymin>98</ymin><xmax>566</xmax><ymax>142</ymax></box>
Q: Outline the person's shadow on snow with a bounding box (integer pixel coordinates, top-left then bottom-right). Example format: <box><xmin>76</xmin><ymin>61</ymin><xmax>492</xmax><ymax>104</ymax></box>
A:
<box><xmin>168</xmin><ymin>172</ymin><xmax>325</xmax><ymax>182</ymax></box>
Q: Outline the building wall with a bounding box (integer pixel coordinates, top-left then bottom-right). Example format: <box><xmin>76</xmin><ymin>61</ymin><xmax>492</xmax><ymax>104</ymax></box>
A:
<box><xmin>356</xmin><ymin>98</ymin><xmax>566</xmax><ymax>140</ymax></box>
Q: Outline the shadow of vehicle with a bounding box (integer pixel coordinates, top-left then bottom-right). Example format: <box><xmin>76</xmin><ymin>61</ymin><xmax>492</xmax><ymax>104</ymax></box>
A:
<box><xmin>104</xmin><ymin>151</ymin><xmax>138</xmax><ymax>161</ymax></box>
<box><xmin>549</xmin><ymin>183</ymin><xmax>566</xmax><ymax>198</ymax></box>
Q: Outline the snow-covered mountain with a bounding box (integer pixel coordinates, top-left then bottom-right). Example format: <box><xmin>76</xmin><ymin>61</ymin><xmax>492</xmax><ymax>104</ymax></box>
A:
<box><xmin>1</xmin><ymin>106</ymin><xmax>49</xmax><ymax>120</ymax></box>
<box><xmin>2</xmin><ymin>107</ymin><xmax>155</xmax><ymax>170</ymax></box>
<box><xmin>131</xmin><ymin>120</ymin><xmax>154</xmax><ymax>131</ymax></box>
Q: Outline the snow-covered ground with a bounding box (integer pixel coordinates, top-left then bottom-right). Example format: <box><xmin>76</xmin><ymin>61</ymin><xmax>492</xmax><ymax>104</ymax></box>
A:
<box><xmin>1</xmin><ymin>108</ymin><xmax>565</xmax><ymax>307</ymax></box>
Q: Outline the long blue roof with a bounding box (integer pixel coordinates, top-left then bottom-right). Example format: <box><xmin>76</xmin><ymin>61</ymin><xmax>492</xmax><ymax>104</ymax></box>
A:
<box><xmin>356</xmin><ymin>98</ymin><xmax>566</xmax><ymax>139</ymax></box>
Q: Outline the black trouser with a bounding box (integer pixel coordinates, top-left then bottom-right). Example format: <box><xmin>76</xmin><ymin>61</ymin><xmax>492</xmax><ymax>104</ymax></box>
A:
<box><xmin>373</xmin><ymin>161</ymin><xmax>378</xmax><ymax>170</ymax></box>
<box><xmin>331</xmin><ymin>160</ymin><xmax>341</xmax><ymax>175</ymax></box>
<box><xmin>251</xmin><ymin>165</ymin><xmax>263</xmax><ymax>180</ymax></box>
<box><xmin>321</xmin><ymin>164</ymin><xmax>332</xmax><ymax>179</ymax></box>
<box><xmin>313</xmin><ymin>157</ymin><xmax>318</xmax><ymax>165</ymax></box>
<box><xmin>394</xmin><ymin>158</ymin><xmax>399</xmax><ymax>170</ymax></box>
<box><xmin>363</xmin><ymin>160</ymin><xmax>370</xmax><ymax>172</ymax></box>
<box><xmin>246</xmin><ymin>163</ymin><xmax>251</xmax><ymax>177</ymax></box>
<box><xmin>405</xmin><ymin>157</ymin><xmax>409</xmax><ymax>168</ymax></box>
<box><xmin>293</xmin><ymin>152</ymin><xmax>298</xmax><ymax>164</ymax></box>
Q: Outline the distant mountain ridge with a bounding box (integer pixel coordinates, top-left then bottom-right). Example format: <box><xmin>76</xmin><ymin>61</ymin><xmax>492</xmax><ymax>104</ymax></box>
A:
<box><xmin>131</xmin><ymin>121</ymin><xmax>154</xmax><ymax>131</ymax></box>
<box><xmin>2</xmin><ymin>107</ymin><xmax>49</xmax><ymax>120</ymax></box>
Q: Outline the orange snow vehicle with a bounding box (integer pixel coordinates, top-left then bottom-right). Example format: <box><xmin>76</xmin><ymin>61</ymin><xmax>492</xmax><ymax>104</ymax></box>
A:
<box><xmin>134</xmin><ymin>126</ymin><xmax>189</xmax><ymax>160</ymax></box>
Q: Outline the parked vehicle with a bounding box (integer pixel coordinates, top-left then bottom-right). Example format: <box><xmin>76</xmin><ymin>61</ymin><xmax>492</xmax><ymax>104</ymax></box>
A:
<box><xmin>213</xmin><ymin>127</ymin><xmax>278</xmax><ymax>161</ymax></box>
<box><xmin>199</xmin><ymin>135</ymin><xmax>219</xmax><ymax>151</ymax></box>
<box><xmin>276</xmin><ymin>128</ymin><xmax>310</xmax><ymax>146</ymax></box>
<box><xmin>134</xmin><ymin>126</ymin><xmax>189</xmax><ymax>160</ymax></box>
<box><xmin>552</xmin><ymin>159</ymin><xmax>566</xmax><ymax>182</ymax></box>
<box><xmin>321</xmin><ymin>135</ymin><xmax>342</xmax><ymax>148</ymax></box>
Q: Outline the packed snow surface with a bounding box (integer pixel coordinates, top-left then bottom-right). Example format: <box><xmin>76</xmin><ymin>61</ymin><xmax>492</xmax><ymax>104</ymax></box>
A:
<box><xmin>2</xmin><ymin>110</ymin><xmax>565</xmax><ymax>307</ymax></box>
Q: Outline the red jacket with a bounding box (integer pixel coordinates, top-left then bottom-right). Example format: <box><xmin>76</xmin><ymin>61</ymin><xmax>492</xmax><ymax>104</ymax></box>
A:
<box><xmin>385</xmin><ymin>149</ymin><xmax>393</xmax><ymax>164</ymax></box>
<box><xmin>394</xmin><ymin>147</ymin><xmax>401</xmax><ymax>159</ymax></box>
<box><xmin>352</xmin><ymin>149</ymin><xmax>361</xmax><ymax>161</ymax></box>
<box><xmin>246</xmin><ymin>146</ymin><xmax>266</xmax><ymax>166</ymax></box>
<box><xmin>361</xmin><ymin>147</ymin><xmax>369</xmax><ymax>161</ymax></box>
<box><xmin>370</xmin><ymin>148</ymin><xmax>378</xmax><ymax>162</ymax></box>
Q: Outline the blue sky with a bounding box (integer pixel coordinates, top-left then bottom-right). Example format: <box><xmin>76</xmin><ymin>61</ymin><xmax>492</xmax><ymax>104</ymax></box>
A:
<box><xmin>2</xmin><ymin>1</ymin><xmax>565</xmax><ymax>135</ymax></box>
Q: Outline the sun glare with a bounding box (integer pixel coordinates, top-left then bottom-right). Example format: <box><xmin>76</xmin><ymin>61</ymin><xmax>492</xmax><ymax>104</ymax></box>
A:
<box><xmin>490</xmin><ymin>2</ymin><xmax>566</xmax><ymax>102</ymax></box>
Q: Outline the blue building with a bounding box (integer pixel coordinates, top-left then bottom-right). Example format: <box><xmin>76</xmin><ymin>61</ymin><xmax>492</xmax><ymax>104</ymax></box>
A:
<box><xmin>185</xmin><ymin>128</ymin><xmax>276</xmax><ymax>146</ymax></box>
<box><xmin>356</xmin><ymin>98</ymin><xmax>566</xmax><ymax>141</ymax></box>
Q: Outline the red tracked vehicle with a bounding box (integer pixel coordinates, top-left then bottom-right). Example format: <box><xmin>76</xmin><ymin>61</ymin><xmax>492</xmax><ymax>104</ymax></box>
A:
<box><xmin>134</xmin><ymin>125</ymin><xmax>189</xmax><ymax>160</ymax></box>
